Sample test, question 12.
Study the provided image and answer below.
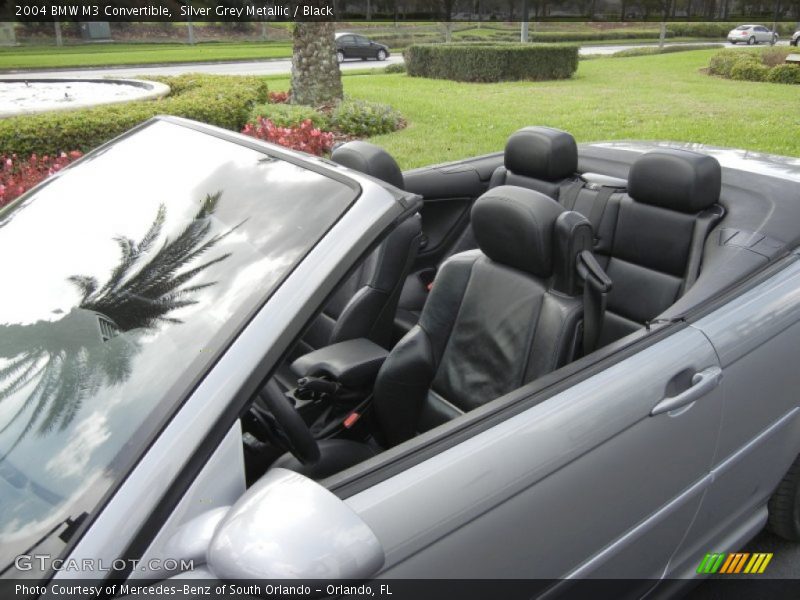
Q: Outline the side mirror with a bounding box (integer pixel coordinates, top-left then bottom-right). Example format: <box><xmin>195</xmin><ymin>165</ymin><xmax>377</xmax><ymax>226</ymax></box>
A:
<box><xmin>207</xmin><ymin>468</ymin><xmax>384</xmax><ymax>579</ymax></box>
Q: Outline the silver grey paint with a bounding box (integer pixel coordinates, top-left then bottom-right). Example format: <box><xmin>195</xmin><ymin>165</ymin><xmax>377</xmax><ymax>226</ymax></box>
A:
<box><xmin>56</xmin><ymin>166</ymin><xmax>401</xmax><ymax>580</ymax></box>
<box><xmin>208</xmin><ymin>468</ymin><xmax>384</xmax><ymax>580</ymax></box>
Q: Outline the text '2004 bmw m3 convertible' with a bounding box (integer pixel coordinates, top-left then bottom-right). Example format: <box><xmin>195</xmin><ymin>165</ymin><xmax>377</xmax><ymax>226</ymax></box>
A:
<box><xmin>2</xmin><ymin>117</ymin><xmax>800</xmax><ymax>597</ymax></box>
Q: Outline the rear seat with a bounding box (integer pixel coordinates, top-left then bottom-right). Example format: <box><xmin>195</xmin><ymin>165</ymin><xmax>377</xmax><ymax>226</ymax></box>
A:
<box><xmin>568</xmin><ymin>148</ymin><xmax>724</xmax><ymax>345</ymax></box>
<box><xmin>397</xmin><ymin>130</ymin><xmax>725</xmax><ymax>352</ymax></box>
<box><xmin>488</xmin><ymin>126</ymin><xmax>580</xmax><ymax>199</ymax></box>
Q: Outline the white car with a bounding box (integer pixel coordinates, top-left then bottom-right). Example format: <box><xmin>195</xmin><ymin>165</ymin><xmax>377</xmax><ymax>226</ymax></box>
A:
<box><xmin>791</xmin><ymin>29</ymin><xmax>799</xmax><ymax>46</ymax></box>
<box><xmin>728</xmin><ymin>24</ymin><xmax>778</xmax><ymax>45</ymax></box>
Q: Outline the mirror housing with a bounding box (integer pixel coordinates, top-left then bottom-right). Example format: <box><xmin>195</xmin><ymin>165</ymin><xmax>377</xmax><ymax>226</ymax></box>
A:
<box><xmin>207</xmin><ymin>468</ymin><xmax>384</xmax><ymax>579</ymax></box>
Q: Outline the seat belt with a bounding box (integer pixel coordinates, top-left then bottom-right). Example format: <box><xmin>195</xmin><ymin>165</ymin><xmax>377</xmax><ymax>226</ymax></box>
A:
<box><xmin>587</xmin><ymin>186</ymin><xmax>622</xmax><ymax>245</ymax></box>
<box><xmin>576</xmin><ymin>250</ymin><xmax>613</xmax><ymax>355</ymax></box>
<box><xmin>681</xmin><ymin>204</ymin><xmax>725</xmax><ymax>294</ymax></box>
<box><xmin>559</xmin><ymin>178</ymin><xmax>584</xmax><ymax>210</ymax></box>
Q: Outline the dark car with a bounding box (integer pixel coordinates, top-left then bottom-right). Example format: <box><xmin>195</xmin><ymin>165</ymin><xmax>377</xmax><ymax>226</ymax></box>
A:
<box><xmin>335</xmin><ymin>32</ymin><xmax>390</xmax><ymax>62</ymax></box>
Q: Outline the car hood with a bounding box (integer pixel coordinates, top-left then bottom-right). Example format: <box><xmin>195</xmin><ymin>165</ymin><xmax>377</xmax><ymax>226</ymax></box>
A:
<box><xmin>585</xmin><ymin>140</ymin><xmax>800</xmax><ymax>184</ymax></box>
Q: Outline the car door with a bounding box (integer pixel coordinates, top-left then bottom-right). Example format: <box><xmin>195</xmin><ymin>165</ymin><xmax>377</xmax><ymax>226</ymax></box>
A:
<box><xmin>344</xmin><ymin>325</ymin><xmax>723</xmax><ymax>593</ymax></box>
<box><xmin>665</xmin><ymin>257</ymin><xmax>800</xmax><ymax>577</ymax></box>
<box><xmin>756</xmin><ymin>26</ymin><xmax>769</xmax><ymax>43</ymax></box>
<box><xmin>354</xmin><ymin>35</ymin><xmax>371</xmax><ymax>58</ymax></box>
<box><xmin>339</xmin><ymin>35</ymin><xmax>356</xmax><ymax>58</ymax></box>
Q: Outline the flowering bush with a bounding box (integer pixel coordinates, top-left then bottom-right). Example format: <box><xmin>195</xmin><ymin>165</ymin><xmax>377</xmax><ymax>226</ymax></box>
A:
<box><xmin>268</xmin><ymin>91</ymin><xmax>290</xmax><ymax>104</ymax></box>
<box><xmin>241</xmin><ymin>117</ymin><xmax>334</xmax><ymax>156</ymax></box>
<box><xmin>0</xmin><ymin>151</ymin><xmax>82</xmax><ymax>207</ymax></box>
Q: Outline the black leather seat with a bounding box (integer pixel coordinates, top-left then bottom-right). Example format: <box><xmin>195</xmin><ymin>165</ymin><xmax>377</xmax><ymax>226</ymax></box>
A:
<box><xmin>281</xmin><ymin>142</ymin><xmax>421</xmax><ymax>373</ymax></box>
<box><xmin>274</xmin><ymin>185</ymin><xmax>598</xmax><ymax>476</ymax></box>
<box><xmin>569</xmin><ymin>148</ymin><xmax>724</xmax><ymax>345</ymax></box>
<box><xmin>488</xmin><ymin>126</ymin><xmax>579</xmax><ymax>199</ymax></box>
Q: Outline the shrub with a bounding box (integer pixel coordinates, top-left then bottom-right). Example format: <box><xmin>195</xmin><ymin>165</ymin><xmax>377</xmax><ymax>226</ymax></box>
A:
<box><xmin>766</xmin><ymin>64</ymin><xmax>800</xmax><ymax>85</ymax></box>
<box><xmin>241</xmin><ymin>118</ymin><xmax>334</xmax><ymax>156</ymax></box>
<box><xmin>760</xmin><ymin>47</ymin><xmax>792</xmax><ymax>68</ymax></box>
<box><xmin>708</xmin><ymin>50</ymin><xmax>741</xmax><ymax>77</ymax></box>
<box><xmin>384</xmin><ymin>62</ymin><xmax>407</xmax><ymax>74</ymax></box>
<box><xmin>0</xmin><ymin>151</ymin><xmax>83</xmax><ymax>207</ymax></box>
<box><xmin>405</xmin><ymin>43</ymin><xmax>578</xmax><ymax>83</ymax></box>
<box><xmin>730</xmin><ymin>58</ymin><xmax>771</xmax><ymax>82</ymax></box>
<box><xmin>249</xmin><ymin>102</ymin><xmax>329</xmax><ymax>129</ymax></box>
<box><xmin>0</xmin><ymin>74</ymin><xmax>268</xmax><ymax>157</ymax></box>
<box><xmin>330</xmin><ymin>99</ymin><xmax>403</xmax><ymax>137</ymax></box>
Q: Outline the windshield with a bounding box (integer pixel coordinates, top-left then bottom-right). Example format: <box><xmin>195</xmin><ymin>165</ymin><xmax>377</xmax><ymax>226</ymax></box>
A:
<box><xmin>0</xmin><ymin>119</ymin><xmax>356</xmax><ymax>577</ymax></box>
<box><xmin>735</xmin><ymin>25</ymin><xmax>751</xmax><ymax>30</ymax></box>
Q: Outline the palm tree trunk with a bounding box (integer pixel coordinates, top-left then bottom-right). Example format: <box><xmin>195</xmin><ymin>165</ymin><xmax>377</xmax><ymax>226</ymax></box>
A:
<box><xmin>290</xmin><ymin>22</ymin><xmax>343</xmax><ymax>106</ymax></box>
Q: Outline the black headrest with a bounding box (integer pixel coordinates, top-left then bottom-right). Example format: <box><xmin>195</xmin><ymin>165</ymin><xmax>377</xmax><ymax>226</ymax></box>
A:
<box><xmin>628</xmin><ymin>148</ymin><xmax>721</xmax><ymax>213</ymax></box>
<box><xmin>331</xmin><ymin>141</ymin><xmax>404</xmax><ymax>190</ymax></box>
<box><xmin>471</xmin><ymin>185</ymin><xmax>565</xmax><ymax>278</ymax></box>
<box><xmin>504</xmin><ymin>126</ymin><xmax>578</xmax><ymax>182</ymax></box>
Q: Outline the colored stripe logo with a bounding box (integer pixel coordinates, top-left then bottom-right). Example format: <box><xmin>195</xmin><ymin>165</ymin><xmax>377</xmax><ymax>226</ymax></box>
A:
<box><xmin>697</xmin><ymin>552</ymin><xmax>773</xmax><ymax>574</ymax></box>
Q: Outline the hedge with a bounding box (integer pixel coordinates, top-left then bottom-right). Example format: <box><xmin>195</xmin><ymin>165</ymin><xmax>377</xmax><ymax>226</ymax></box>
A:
<box><xmin>767</xmin><ymin>64</ymin><xmax>800</xmax><ymax>85</ymax></box>
<box><xmin>708</xmin><ymin>48</ymin><xmax>799</xmax><ymax>85</ymax></box>
<box><xmin>404</xmin><ymin>43</ymin><xmax>579</xmax><ymax>83</ymax></box>
<box><xmin>0</xmin><ymin>74</ymin><xmax>268</xmax><ymax>157</ymax></box>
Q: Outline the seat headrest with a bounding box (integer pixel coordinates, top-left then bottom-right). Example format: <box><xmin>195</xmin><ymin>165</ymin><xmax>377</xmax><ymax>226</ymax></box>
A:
<box><xmin>331</xmin><ymin>141</ymin><xmax>404</xmax><ymax>190</ymax></box>
<box><xmin>471</xmin><ymin>185</ymin><xmax>565</xmax><ymax>277</ymax></box>
<box><xmin>504</xmin><ymin>126</ymin><xmax>578</xmax><ymax>182</ymax></box>
<box><xmin>628</xmin><ymin>148</ymin><xmax>721</xmax><ymax>213</ymax></box>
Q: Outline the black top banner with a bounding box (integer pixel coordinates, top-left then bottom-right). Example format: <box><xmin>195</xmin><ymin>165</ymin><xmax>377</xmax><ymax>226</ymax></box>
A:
<box><xmin>3</xmin><ymin>0</ymin><xmax>799</xmax><ymax>22</ymax></box>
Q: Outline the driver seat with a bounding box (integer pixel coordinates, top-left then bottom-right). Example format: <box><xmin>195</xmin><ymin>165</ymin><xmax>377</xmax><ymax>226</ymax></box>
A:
<box><xmin>274</xmin><ymin>185</ymin><xmax>599</xmax><ymax>476</ymax></box>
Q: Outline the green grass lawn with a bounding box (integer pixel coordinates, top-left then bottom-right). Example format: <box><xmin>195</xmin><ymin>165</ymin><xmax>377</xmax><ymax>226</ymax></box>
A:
<box><xmin>0</xmin><ymin>42</ymin><xmax>293</xmax><ymax>70</ymax></box>
<box><xmin>268</xmin><ymin>49</ymin><xmax>799</xmax><ymax>167</ymax></box>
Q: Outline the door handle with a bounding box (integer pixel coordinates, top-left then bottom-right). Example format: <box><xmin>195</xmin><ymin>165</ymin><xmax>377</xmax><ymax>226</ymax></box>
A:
<box><xmin>650</xmin><ymin>366</ymin><xmax>723</xmax><ymax>416</ymax></box>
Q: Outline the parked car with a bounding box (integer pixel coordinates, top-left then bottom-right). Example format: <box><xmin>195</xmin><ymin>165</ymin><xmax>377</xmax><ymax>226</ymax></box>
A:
<box><xmin>3</xmin><ymin>118</ymin><xmax>800</xmax><ymax>595</ymax></box>
<box><xmin>791</xmin><ymin>29</ymin><xmax>799</xmax><ymax>46</ymax></box>
<box><xmin>728</xmin><ymin>24</ymin><xmax>779</xmax><ymax>45</ymax></box>
<box><xmin>335</xmin><ymin>32</ymin><xmax>390</xmax><ymax>62</ymax></box>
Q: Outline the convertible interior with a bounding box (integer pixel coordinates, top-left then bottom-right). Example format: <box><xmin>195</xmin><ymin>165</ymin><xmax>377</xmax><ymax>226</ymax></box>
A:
<box><xmin>240</xmin><ymin>126</ymin><xmax>797</xmax><ymax>483</ymax></box>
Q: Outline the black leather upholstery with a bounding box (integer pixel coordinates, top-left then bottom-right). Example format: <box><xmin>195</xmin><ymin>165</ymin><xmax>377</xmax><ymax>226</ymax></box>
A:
<box><xmin>488</xmin><ymin>126</ymin><xmax>579</xmax><ymax>199</ymax></box>
<box><xmin>566</xmin><ymin>149</ymin><xmax>723</xmax><ymax>345</ymax></box>
<box><xmin>472</xmin><ymin>185</ymin><xmax>565</xmax><ymax>277</ymax></box>
<box><xmin>291</xmin><ymin>338</ymin><xmax>389</xmax><ymax>389</ymax></box>
<box><xmin>628</xmin><ymin>148</ymin><xmax>721</xmax><ymax>213</ymax></box>
<box><xmin>332</xmin><ymin>140</ymin><xmax>405</xmax><ymax>190</ymax></box>
<box><xmin>374</xmin><ymin>186</ymin><xmax>588</xmax><ymax>446</ymax></box>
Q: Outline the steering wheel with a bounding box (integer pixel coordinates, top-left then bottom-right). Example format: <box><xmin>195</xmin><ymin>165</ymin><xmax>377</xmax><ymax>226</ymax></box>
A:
<box><xmin>251</xmin><ymin>380</ymin><xmax>320</xmax><ymax>466</ymax></box>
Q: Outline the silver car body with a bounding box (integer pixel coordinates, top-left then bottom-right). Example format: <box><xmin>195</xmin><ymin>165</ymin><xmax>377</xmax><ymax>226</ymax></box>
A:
<box><xmin>6</xmin><ymin>120</ymin><xmax>799</xmax><ymax>592</ymax></box>
<box><xmin>728</xmin><ymin>24</ymin><xmax>778</xmax><ymax>44</ymax></box>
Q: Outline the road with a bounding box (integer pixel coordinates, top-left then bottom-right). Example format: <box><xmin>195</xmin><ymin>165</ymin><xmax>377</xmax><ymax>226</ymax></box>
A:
<box><xmin>0</xmin><ymin>41</ymin><xmax>791</xmax><ymax>79</ymax></box>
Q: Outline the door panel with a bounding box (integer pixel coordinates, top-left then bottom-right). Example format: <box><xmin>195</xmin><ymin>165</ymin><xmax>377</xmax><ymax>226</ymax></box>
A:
<box><xmin>346</xmin><ymin>327</ymin><xmax>722</xmax><ymax>582</ymax></box>
<box><xmin>667</xmin><ymin>259</ymin><xmax>800</xmax><ymax>576</ymax></box>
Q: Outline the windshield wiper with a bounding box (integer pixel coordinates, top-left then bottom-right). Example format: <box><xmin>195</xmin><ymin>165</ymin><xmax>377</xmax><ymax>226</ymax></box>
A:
<box><xmin>0</xmin><ymin>512</ymin><xmax>87</xmax><ymax>577</ymax></box>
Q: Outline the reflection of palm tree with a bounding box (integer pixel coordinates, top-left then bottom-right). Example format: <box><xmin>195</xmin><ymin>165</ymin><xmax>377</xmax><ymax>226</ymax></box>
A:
<box><xmin>0</xmin><ymin>192</ymin><xmax>239</xmax><ymax>450</ymax></box>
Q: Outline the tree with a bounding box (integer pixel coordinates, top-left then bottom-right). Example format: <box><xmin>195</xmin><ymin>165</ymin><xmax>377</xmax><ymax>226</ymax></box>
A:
<box><xmin>290</xmin><ymin>22</ymin><xmax>343</xmax><ymax>106</ymax></box>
